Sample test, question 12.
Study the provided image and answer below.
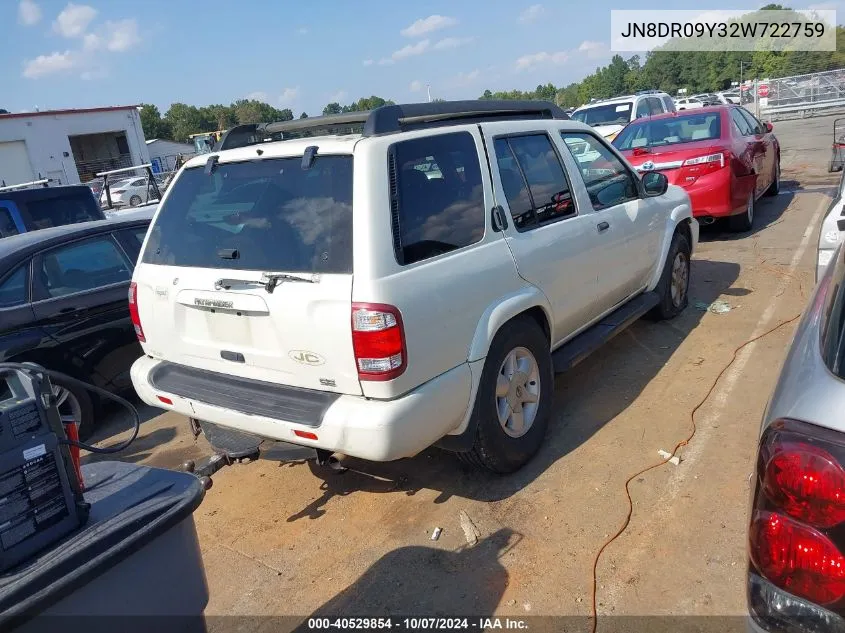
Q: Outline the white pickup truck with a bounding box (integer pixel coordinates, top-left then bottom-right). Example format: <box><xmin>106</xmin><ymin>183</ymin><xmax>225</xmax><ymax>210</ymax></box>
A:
<box><xmin>128</xmin><ymin>101</ymin><xmax>698</xmax><ymax>473</ymax></box>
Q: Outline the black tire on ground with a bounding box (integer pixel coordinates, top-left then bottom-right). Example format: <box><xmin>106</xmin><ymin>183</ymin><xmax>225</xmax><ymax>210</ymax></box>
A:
<box><xmin>51</xmin><ymin>375</ymin><xmax>96</xmax><ymax>441</ymax></box>
<box><xmin>129</xmin><ymin>195</ymin><xmax>141</xmax><ymax>207</ymax></box>
<box><xmin>458</xmin><ymin>316</ymin><xmax>553</xmax><ymax>474</ymax></box>
<box><xmin>765</xmin><ymin>160</ymin><xmax>780</xmax><ymax>197</ymax></box>
<box><xmin>648</xmin><ymin>230</ymin><xmax>691</xmax><ymax>321</ymax></box>
<box><xmin>729</xmin><ymin>191</ymin><xmax>755</xmax><ymax>233</ymax></box>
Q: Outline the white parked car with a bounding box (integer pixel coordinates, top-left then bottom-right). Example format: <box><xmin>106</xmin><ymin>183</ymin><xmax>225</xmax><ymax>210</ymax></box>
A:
<box><xmin>100</xmin><ymin>176</ymin><xmax>160</xmax><ymax>208</ymax></box>
<box><xmin>674</xmin><ymin>97</ymin><xmax>705</xmax><ymax>110</ymax></box>
<box><xmin>818</xmin><ymin>170</ymin><xmax>845</xmax><ymax>280</ymax></box>
<box><xmin>129</xmin><ymin>101</ymin><xmax>698</xmax><ymax>473</ymax></box>
<box><xmin>571</xmin><ymin>91</ymin><xmax>676</xmax><ymax>142</ymax></box>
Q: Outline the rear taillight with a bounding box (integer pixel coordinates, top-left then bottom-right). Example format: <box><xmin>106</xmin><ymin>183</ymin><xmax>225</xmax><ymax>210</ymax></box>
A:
<box><xmin>679</xmin><ymin>152</ymin><xmax>727</xmax><ymax>184</ymax></box>
<box><xmin>763</xmin><ymin>443</ymin><xmax>845</xmax><ymax>528</ymax></box>
<box><xmin>750</xmin><ymin>419</ymin><xmax>845</xmax><ymax>612</ymax></box>
<box><xmin>128</xmin><ymin>282</ymin><xmax>145</xmax><ymax>342</ymax></box>
<box><xmin>351</xmin><ymin>303</ymin><xmax>406</xmax><ymax>381</ymax></box>
<box><xmin>750</xmin><ymin>512</ymin><xmax>845</xmax><ymax>605</ymax></box>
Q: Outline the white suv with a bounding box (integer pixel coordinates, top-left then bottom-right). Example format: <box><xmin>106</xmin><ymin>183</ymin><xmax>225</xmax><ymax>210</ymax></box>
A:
<box><xmin>571</xmin><ymin>91</ymin><xmax>676</xmax><ymax>141</ymax></box>
<box><xmin>129</xmin><ymin>101</ymin><xmax>698</xmax><ymax>473</ymax></box>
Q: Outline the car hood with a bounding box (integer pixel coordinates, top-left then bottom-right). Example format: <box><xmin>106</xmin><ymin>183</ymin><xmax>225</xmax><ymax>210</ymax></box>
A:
<box><xmin>593</xmin><ymin>124</ymin><xmax>625</xmax><ymax>140</ymax></box>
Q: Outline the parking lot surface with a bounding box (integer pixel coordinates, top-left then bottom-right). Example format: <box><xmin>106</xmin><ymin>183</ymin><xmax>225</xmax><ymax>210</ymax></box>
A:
<box><xmin>86</xmin><ymin>114</ymin><xmax>841</xmax><ymax>626</ymax></box>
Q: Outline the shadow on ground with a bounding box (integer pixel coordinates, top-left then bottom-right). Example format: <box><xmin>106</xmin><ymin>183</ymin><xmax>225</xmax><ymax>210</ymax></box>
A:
<box><xmin>698</xmin><ymin>190</ymin><xmax>794</xmax><ymax>242</ymax></box>
<box><xmin>300</xmin><ymin>528</ymin><xmax>517</xmax><ymax>622</ymax></box>
<box><xmin>277</xmin><ymin>259</ymin><xmax>741</xmax><ymax>520</ymax></box>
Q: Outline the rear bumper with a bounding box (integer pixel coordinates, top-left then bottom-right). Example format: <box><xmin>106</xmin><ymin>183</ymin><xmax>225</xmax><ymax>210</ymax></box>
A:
<box><xmin>680</xmin><ymin>169</ymin><xmax>739</xmax><ymax>218</ymax></box>
<box><xmin>131</xmin><ymin>356</ymin><xmax>474</xmax><ymax>461</ymax></box>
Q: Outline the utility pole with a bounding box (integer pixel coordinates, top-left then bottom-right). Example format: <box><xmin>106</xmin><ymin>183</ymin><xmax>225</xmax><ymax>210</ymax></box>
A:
<box><xmin>740</xmin><ymin>60</ymin><xmax>751</xmax><ymax>91</ymax></box>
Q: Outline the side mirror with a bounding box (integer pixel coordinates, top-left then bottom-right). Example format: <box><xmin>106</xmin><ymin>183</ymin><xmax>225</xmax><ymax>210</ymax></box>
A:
<box><xmin>642</xmin><ymin>171</ymin><xmax>669</xmax><ymax>197</ymax></box>
<box><xmin>764</xmin><ymin>121</ymin><xmax>774</xmax><ymax>133</ymax></box>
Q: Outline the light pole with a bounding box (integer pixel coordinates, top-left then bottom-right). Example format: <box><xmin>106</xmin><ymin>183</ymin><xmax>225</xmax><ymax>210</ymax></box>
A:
<box><xmin>426</xmin><ymin>84</ymin><xmax>432</xmax><ymax>103</ymax></box>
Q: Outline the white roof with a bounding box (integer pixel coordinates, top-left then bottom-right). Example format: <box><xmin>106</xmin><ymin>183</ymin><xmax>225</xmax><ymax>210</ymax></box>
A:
<box><xmin>574</xmin><ymin>92</ymin><xmax>669</xmax><ymax>112</ymax></box>
<box><xmin>183</xmin><ymin>134</ymin><xmax>361</xmax><ymax>169</ymax></box>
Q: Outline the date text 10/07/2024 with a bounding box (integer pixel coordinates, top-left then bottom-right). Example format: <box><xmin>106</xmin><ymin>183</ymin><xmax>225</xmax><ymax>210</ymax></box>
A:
<box><xmin>307</xmin><ymin>618</ymin><xmax>530</xmax><ymax>630</ymax></box>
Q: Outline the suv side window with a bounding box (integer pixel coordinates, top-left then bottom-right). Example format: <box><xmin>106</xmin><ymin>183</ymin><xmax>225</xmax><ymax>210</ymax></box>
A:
<box><xmin>662</xmin><ymin>96</ymin><xmax>675</xmax><ymax>112</ymax></box>
<box><xmin>0</xmin><ymin>207</ymin><xmax>19</xmax><ymax>238</ymax></box>
<box><xmin>38</xmin><ymin>236</ymin><xmax>132</xmax><ymax>300</ymax></box>
<box><xmin>730</xmin><ymin>108</ymin><xmax>753</xmax><ymax>136</ymax></box>
<box><xmin>494</xmin><ymin>134</ymin><xmax>576</xmax><ymax>231</ymax></box>
<box><xmin>739</xmin><ymin>108</ymin><xmax>764</xmax><ymax>134</ymax></box>
<box><xmin>0</xmin><ymin>265</ymin><xmax>28</xmax><ymax>308</ymax></box>
<box><xmin>635</xmin><ymin>99</ymin><xmax>650</xmax><ymax>119</ymax></box>
<box><xmin>391</xmin><ymin>131</ymin><xmax>485</xmax><ymax>266</ymax></box>
<box><xmin>560</xmin><ymin>132</ymin><xmax>639</xmax><ymax>210</ymax></box>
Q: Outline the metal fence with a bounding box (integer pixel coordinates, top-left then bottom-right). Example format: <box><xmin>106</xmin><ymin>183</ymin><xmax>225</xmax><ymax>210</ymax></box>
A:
<box><xmin>759</xmin><ymin>68</ymin><xmax>845</xmax><ymax>119</ymax></box>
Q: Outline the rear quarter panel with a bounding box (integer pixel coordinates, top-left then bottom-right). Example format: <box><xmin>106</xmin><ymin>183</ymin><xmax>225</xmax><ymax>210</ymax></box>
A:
<box><xmin>763</xmin><ymin>243</ymin><xmax>845</xmax><ymax>437</ymax></box>
<box><xmin>352</xmin><ymin>128</ymin><xmax>528</xmax><ymax>400</ymax></box>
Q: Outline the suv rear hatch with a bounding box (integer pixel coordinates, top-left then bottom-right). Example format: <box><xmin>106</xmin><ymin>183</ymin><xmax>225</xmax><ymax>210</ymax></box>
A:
<box><xmin>133</xmin><ymin>150</ymin><xmax>362</xmax><ymax>395</ymax></box>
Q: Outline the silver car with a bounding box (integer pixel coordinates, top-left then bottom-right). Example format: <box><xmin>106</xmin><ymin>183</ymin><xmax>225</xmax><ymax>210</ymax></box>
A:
<box><xmin>748</xmin><ymin>241</ymin><xmax>845</xmax><ymax>632</ymax></box>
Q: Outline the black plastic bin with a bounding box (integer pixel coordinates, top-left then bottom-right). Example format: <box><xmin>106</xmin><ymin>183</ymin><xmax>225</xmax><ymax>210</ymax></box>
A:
<box><xmin>0</xmin><ymin>461</ymin><xmax>208</xmax><ymax>633</ymax></box>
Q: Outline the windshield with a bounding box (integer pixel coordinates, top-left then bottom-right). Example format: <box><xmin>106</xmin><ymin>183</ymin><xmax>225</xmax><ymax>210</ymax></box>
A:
<box><xmin>142</xmin><ymin>155</ymin><xmax>353</xmax><ymax>273</ymax></box>
<box><xmin>613</xmin><ymin>112</ymin><xmax>722</xmax><ymax>150</ymax></box>
<box><xmin>571</xmin><ymin>102</ymin><xmax>633</xmax><ymax>127</ymax></box>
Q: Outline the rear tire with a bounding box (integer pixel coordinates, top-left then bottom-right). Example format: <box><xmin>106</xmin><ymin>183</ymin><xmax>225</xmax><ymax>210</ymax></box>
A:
<box><xmin>51</xmin><ymin>376</ymin><xmax>95</xmax><ymax>441</ymax></box>
<box><xmin>648</xmin><ymin>231</ymin><xmax>691</xmax><ymax>321</ymax></box>
<box><xmin>729</xmin><ymin>191</ymin><xmax>755</xmax><ymax>232</ymax></box>
<box><xmin>458</xmin><ymin>317</ymin><xmax>553</xmax><ymax>474</ymax></box>
<box><xmin>129</xmin><ymin>195</ymin><xmax>141</xmax><ymax>207</ymax></box>
<box><xmin>765</xmin><ymin>160</ymin><xmax>780</xmax><ymax>197</ymax></box>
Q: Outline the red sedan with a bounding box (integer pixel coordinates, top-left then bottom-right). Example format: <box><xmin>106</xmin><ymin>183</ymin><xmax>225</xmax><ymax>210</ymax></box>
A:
<box><xmin>612</xmin><ymin>105</ymin><xmax>780</xmax><ymax>232</ymax></box>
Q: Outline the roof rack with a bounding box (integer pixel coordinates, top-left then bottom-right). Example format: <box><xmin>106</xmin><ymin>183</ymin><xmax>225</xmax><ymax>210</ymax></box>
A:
<box><xmin>0</xmin><ymin>178</ymin><xmax>49</xmax><ymax>192</ymax></box>
<box><xmin>216</xmin><ymin>100</ymin><xmax>568</xmax><ymax>151</ymax></box>
<box><xmin>635</xmin><ymin>89</ymin><xmax>664</xmax><ymax>95</ymax></box>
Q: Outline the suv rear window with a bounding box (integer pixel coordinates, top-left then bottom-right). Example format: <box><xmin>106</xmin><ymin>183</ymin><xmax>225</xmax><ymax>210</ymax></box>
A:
<box><xmin>142</xmin><ymin>156</ymin><xmax>353</xmax><ymax>273</ymax></box>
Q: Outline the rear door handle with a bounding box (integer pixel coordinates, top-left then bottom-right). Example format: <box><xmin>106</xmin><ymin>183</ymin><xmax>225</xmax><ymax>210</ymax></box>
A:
<box><xmin>597</xmin><ymin>221</ymin><xmax>610</xmax><ymax>233</ymax></box>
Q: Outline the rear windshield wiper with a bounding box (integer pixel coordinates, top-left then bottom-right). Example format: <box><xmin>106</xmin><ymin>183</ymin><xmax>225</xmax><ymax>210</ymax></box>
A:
<box><xmin>215</xmin><ymin>272</ymin><xmax>318</xmax><ymax>294</ymax></box>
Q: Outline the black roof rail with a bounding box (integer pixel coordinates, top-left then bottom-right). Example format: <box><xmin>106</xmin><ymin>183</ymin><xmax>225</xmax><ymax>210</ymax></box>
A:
<box><xmin>215</xmin><ymin>100</ymin><xmax>569</xmax><ymax>151</ymax></box>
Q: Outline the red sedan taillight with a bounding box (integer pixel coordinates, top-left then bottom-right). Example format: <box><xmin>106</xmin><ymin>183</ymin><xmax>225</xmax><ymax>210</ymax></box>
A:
<box><xmin>128</xmin><ymin>282</ymin><xmax>146</xmax><ymax>342</ymax></box>
<box><xmin>678</xmin><ymin>152</ymin><xmax>727</xmax><ymax>184</ymax></box>
<box><xmin>750</xmin><ymin>419</ymin><xmax>845</xmax><ymax>613</ymax></box>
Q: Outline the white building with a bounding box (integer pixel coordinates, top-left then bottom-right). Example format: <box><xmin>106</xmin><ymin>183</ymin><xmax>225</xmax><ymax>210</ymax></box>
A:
<box><xmin>146</xmin><ymin>138</ymin><xmax>194</xmax><ymax>172</ymax></box>
<box><xmin>0</xmin><ymin>105</ymin><xmax>151</xmax><ymax>188</ymax></box>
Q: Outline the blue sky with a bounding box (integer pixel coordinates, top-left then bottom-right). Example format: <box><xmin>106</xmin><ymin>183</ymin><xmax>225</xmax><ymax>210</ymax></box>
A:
<box><xmin>1</xmin><ymin>0</ymin><xmax>842</xmax><ymax>116</ymax></box>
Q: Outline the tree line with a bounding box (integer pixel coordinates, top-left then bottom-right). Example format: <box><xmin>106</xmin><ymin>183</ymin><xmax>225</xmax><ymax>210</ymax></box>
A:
<box><xmin>140</xmin><ymin>96</ymin><xmax>397</xmax><ymax>144</ymax></box>
<box><xmin>481</xmin><ymin>5</ymin><xmax>845</xmax><ymax>107</ymax></box>
<box><xmin>140</xmin><ymin>5</ymin><xmax>845</xmax><ymax>143</ymax></box>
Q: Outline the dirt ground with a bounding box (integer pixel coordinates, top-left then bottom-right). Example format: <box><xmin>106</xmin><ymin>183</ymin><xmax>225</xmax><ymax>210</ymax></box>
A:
<box><xmin>87</xmin><ymin>114</ymin><xmax>842</xmax><ymax>629</ymax></box>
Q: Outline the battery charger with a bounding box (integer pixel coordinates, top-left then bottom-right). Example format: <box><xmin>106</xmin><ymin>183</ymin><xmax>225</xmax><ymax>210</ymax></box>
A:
<box><xmin>0</xmin><ymin>366</ymin><xmax>88</xmax><ymax>573</ymax></box>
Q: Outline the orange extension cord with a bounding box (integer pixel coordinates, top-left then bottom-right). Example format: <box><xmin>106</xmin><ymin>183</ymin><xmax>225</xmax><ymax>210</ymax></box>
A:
<box><xmin>588</xmin><ymin>311</ymin><xmax>803</xmax><ymax>633</ymax></box>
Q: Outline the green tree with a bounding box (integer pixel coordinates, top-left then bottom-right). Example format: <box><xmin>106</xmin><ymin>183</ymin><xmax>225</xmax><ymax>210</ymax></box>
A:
<box><xmin>163</xmin><ymin>103</ymin><xmax>206</xmax><ymax>142</ymax></box>
<box><xmin>300</xmin><ymin>112</ymin><xmax>308</xmax><ymax>119</ymax></box>
<box><xmin>323</xmin><ymin>102</ymin><xmax>342</xmax><ymax>115</ymax></box>
<box><xmin>139</xmin><ymin>104</ymin><xmax>171</xmax><ymax>140</ymax></box>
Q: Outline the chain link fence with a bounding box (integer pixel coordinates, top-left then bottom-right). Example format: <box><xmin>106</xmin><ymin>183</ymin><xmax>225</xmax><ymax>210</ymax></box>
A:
<box><xmin>759</xmin><ymin>67</ymin><xmax>845</xmax><ymax>120</ymax></box>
